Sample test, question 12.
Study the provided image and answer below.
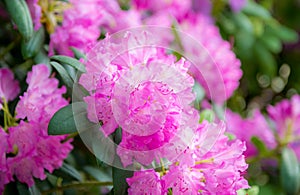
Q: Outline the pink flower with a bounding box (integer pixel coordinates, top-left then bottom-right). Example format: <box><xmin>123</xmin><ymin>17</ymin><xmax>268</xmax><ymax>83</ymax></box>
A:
<box><xmin>80</xmin><ymin>31</ymin><xmax>199</xmax><ymax>166</ymax></box>
<box><xmin>162</xmin><ymin>164</ymin><xmax>204</xmax><ymax>194</ymax></box>
<box><xmin>131</xmin><ymin>0</ymin><xmax>191</xmax><ymax>20</ymax></box>
<box><xmin>0</xmin><ymin>68</ymin><xmax>20</xmax><ymax>109</ymax></box>
<box><xmin>127</xmin><ymin>122</ymin><xmax>249</xmax><ymax>194</ymax></box>
<box><xmin>16</xmin><ymin>64</ymin><xmax>68</xmax><ymax>125</ymax></box>
<box><xmin>229</xmin><ymin>0</ymin><xmax>247</xmax><ymax>12</ymax></box>
<box><xmin>0</xmin><ymin>129</ymin><xmax>10</xmax><ymax>193</ymax></box>
<box><xmin>26</xmin><ymin>0</ymin><xmax>42</xmax><ymax>30</ymax></box>
<box><xmin>267</xmin><ymin>95</ymin><xmax>300</xmax><ymax>159</ymax></box>
<box><xmin>180</xmin><ymin>14</ymin><xmax>242</xmax><ymax>104</ymax></box>
<box><xmin>3</xmin><ymin>64</ymin><xmax>73</xmax><ymax>187</ymax></box>
<box><xmin>127</xmin><ymin>170</ymin><xmax>162</xmax><ymax>195</ymax></box>
<box><xmin>226</xmin><ymin>109</ymin><xmax>277</xmax><ymax>157</ymax></box>
<box><xmin>49</xmin><ymin>0</ymin><xmax>141</xmax><ymax>56</ymax></box>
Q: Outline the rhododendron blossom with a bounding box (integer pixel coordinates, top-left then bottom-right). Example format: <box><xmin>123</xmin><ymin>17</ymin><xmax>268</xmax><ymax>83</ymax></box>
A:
<box><xmin>80</xmin><ymin>31</ymin><xmax>199</xmax><ymax>166</ymax></box>
<box><xmin>267</xmin><ymin>95</ymin><xmax>300</xmax><ymax>159</ymax></box>
<box><xmin>0</xmin><ymin>68</ymin><xmax>20</xmax><ymax>109</ymax></box>
<box><xmin>226</xmin><ymin>109</ymin><xmax>277</xmax><ymax>157</ymax></box>
<box><xmin>0</xmin><ymin>65</ymin><xmax>73</xmax><ymax>188</ymax></box>
<box><xmin>180</xmin><ymin>14</ymin><xmax>242</xmax><ymax>103</ymax></box>
<box><xmin>127</xmin><ymin>122</ymin><xmax>249</xmax><ymax>194</ymax></box>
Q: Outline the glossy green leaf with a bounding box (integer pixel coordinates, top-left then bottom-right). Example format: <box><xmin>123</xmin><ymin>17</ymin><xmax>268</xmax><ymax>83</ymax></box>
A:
<box><xmin>53</xmin><ymin>162</ymin><xmax>83</xmax><ymax>182</ymax></box>
<box><xmin>48</xmin><ymin>102</ymin><xmax>87</xmax><ymax>135</ymax></box>
<box><xmin>21</xmin><ymin>27</ymin><xmax>45</xmax><ymax>59</ymax></box>
<box><xmin>50</xmin><ymin>61</ymin><xmax>74</xmax><ymax>89</ymax></box>
<box><xmin>4</xmin><ymin>0</ymin><xmax>33</xmax><ymax>41</ymax></box>
<box><xmin>33</xmin><ymin>50</ymin><xmax>50</xmax><ymax>67</ymax></box>
<box><xmin>280</xmin><ymin>147</ymin><xmax>300</xmax><ymax>195</ymax></box>
<box><xmin>51</xmin><ymin>55</ymin><xmax>86</xmax><ymax>72</ymax></box>
<box><xmin>70</xmin><ymin>47</ymin><xmax>87</xmax><ymax>60</ymax></box>
<box><xmin>84</xmin><ymin>166</ymin><xmax>112</xmax><ymax>182</ymax></box>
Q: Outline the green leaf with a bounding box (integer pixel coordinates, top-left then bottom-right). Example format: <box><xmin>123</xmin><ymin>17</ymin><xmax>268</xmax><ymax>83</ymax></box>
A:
<box><xmin>48</xmin><ymin>102</ymin><xmax>87</xmax><ymax>135</ymax></box>
<box><xmin>50</xmin><ymin>61</ymin><xmax>74</xmax><ymax>89</ymax></box>
<box><xmin>232</xmin><ymin>12</ymin><xmax>253</xmax><ymax>33</ymax></box>
<box><xmin>243</xmin><ymin>0</ymin><xmax>271</xmax><ymax>20</ymax></box>
<box><xmin>21</xmin><ymin>27</ymin><xmax>45</xmax><ymax>59</ymax></box>
<box><xmin>260</xmin><ymin>34</ymin><xmax>282</xmax><ymax>54</ymax></box>
<box><xmin>17</xmin><ymin>182</ymin><xmax>40</xmax><ymax>195</ymax></box>
<box><xmin>251</xmin><ymin>136</ymin><xmax>268</xmax><ymax>155</ymax></box>
<box><xmin>112</xmin><ymin>128</ymin><xmax>133</xmax><ymax>195</ymax></box>
<box><xmin>53</xmin><ymin>162</ymin><xmax>83</xmax><ymax>182</ymax></box>
<box><xmin>272</xmin><ymin>25</ymin><xmax>298</xmax><ymax>43</ymax></box>
<box><xmin>4</xmin><ymin>0</ymin><xmax>33</xmax><ymax>41</ymax></box>
<box><xmin>70</xmin><ymin>47</ymin><xmax>87</xmax><ymax>60</ymax></box>
<box><xmin>254</xmin><ymin>42</ymin><xmax>277</xmax><ymax>78</ymax></box>
<box><xmin>51</xmin><ymin>55</ymin><xmax>86</xmax><ymax>72</ymax></box>
<box><xmin>33</xmin><ymin>49</ymin><xmax>50</xmax><ymax>67</ymax></box>
<box><xmin>84</xmin><ymin>166</ymin><xmax>112</xmax><ymax>182</ymax></box>
<box><xmin>280</xmin><ymin>147</ymin><xmax>300</xmax><ymax>195</ymax></box>
<box><xmin>112</xmin><ymin>166</ymin><xmax>133</xmax><ymax>195</ymax></box>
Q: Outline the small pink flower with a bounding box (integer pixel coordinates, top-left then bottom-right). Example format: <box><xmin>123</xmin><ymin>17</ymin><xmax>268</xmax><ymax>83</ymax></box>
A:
<box><xmin>267</xmin><ymin>95</ymin><xmax>300</xmax><ymax>159</ymax></box>
<box><xmin>226</xmin><ymin>109</ymin><xmax>277</xmax><ymax>157</ymax></box>
<box><xmin>0</xmin><ymin>129</ymin><xmax>10</xmax><ymax>193</ymax></box>
<box><xmin>127</xmin><ymin>170</ymin><xmax>162</xmax><ymax>195</ymax></box>
<box><xmin>0</xmin><ymin>68</ymin><xmax>20</xmax><ymax>108</ymax></box>
<box><xmin>16</xmin><ymin>64</ymin><xmax>68</xmax><ymax>125</ymax></box>
<box><xmin>127</xmin><ymin>122</ymin><xmax>249</xmax><ymax>194</ymax></box>
<box><xmin>4</xmin><ymin>64</ymin><xmax>73</xmax><ymax>187</ymax></box>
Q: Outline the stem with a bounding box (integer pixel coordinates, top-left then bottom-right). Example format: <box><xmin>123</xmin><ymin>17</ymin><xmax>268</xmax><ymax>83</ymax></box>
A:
<box><xmin>41</xmin><ymin>181</ymin><xmax>113</xmax><ymax>195</ymax></box>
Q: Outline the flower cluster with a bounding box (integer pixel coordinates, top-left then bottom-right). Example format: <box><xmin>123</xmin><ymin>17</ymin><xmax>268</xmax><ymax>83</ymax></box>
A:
<box><xmin>226</xmin><ymin>94</ymin><xmax>300</xmax><ymax>160</ymax></box>
<box><xmin>267</xmin><ymin>95</ymin><xmax>300</xmax><ymax>159</ymax></box>
<box><xmin>0</xmin><ymin>65</ymin><xmax>72</xmax><ymax>191</ymax></box>
<box><xmin>226</xmin><ymin>109</ymin><xmax>276</xmax><ymax>157</ymax></box>
<box><xmin>80</xmin><ymin>31</ymin><xmax>199</xmax><ymax>166</ymax></box>
<box><xmin>49</xmin><ymin>0</ymin><xmax>141</xmax><ymax>56</ymax></box>
<box><xmin>133</xmin><ymin>1</ymin><xmax>242</xmax><ymax>104</ymax></box>
<box><xmin>127</xmin><ymin>122</ymin><xmax>249</xmax><ymax>194</ymax></box>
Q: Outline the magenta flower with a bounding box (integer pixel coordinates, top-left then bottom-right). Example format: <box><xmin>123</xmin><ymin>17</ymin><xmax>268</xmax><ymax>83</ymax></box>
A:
<box><xmin>127</xmin><ymin>122</ymin><xmax>249</xmax><ymax>194</ymax></box>
<box><xmin>16</xmin><ymin>64</ymin><xmax>68</xmax><ymax>125</ymax></box>
<box><xmin>80</xmin><ymin>31</ymin><xmax>199</xmax><ymax>166</ymax></box>
<box><xmin>0</xmin><ymin>64</ymin><xmax>73</xmax><ymax>187</ymax></box>
<box><xmin>180</xmin><ymin>14</ymin><xmax>242</xmax><ymax>104</ymax></box>
<box><xmin>226</xmin><ymin>109</ymin><xmax>277</xmax><ymax>157</ymax></box>
<box><xmin>267</xmin><ymin>95</ymin><xmax>300</xmax><ymax>159</ymax></box>
<box><xmin>127</xmin><ymin>170</ymin><xmax>162</xmax><ymax>194</ymax></box>
<box><xmin>0</xmin><ymin>68</ymin><xmax>20</xmax><ymax>109</ymax></box>
<box><xmin>0</xmin><ymin>129</ymin><xmax>10</xmax><ymax>192</ymax></box>
<box><xmin>49</xmin><ymin>0</ymin><xmax>141</xmax><ymax>56</ymax></box>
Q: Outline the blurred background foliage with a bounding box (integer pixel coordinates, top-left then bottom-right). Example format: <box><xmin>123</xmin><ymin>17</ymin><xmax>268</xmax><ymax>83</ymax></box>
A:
<box><xmin>215</xmin><ymin>0</ymin><xmax>300</xmax><ymax>116</ymax></box>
